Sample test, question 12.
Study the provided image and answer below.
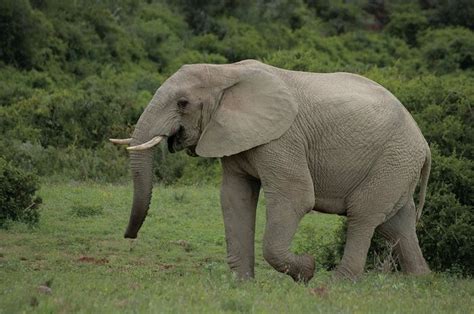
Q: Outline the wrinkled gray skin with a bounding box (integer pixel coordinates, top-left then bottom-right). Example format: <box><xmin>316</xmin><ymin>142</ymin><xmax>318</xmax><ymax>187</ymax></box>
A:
<box><xmin>123</xmin><ymin>60</ymin><xmax>431</xmax><ymax>282</ymax></box>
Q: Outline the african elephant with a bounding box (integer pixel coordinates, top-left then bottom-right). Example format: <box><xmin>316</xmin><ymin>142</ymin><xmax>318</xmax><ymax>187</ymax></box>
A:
<box><xmin>110</xmin><ymin>60</ymin><xmax>431</xmax><ymax>282</ymax></box>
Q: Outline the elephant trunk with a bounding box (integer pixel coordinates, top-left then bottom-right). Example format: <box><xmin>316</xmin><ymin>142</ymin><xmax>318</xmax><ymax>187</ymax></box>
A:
<box><xmin>123</xmin><ymin>89</ymin><xmax>174</xmax><ymax>238</ymax></box>
<box><xmin>124</xmin><ymin>148</ymin><xmax>154</xmax><ymax>238</ymax></box>
<box><xmin>124</xmin><ymin>111</ymin><xmax>161</xmax><ymax>238</ymax></box>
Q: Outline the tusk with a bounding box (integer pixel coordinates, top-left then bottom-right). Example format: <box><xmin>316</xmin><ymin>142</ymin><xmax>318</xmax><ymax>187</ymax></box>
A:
<box><xmin>127</xmin><ymin>136</ymin><xmax>164</xmax><ymax>151</ymax></box>
<box><xmin>109</xmin><ymin>138</ymin><xmax>132</xmax><ymax>145</ymax></box>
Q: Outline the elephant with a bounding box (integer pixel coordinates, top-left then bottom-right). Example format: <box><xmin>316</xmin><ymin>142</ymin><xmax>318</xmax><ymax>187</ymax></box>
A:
<box><xmin>110</xmin><ymin>59</ymin><xmax>431</xmax><ymax>282</ymax></box>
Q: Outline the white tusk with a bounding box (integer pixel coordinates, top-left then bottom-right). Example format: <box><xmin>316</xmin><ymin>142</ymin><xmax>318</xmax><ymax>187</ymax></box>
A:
<box><xmin>109</xmin><ymin>138</ymin><xmax>132</xmax><ymax>145</ymax></box>
<box><xmin>127</xmin><ymin>136</ymin><xmax>164</xmax><ymax>151</ymax></box>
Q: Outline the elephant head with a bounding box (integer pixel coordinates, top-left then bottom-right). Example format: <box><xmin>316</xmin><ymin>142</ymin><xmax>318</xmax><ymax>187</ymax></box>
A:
<box><xmin>111</xmin><ymin>60</ymin><xmax>298</xmax><ymax>238</ymax></box>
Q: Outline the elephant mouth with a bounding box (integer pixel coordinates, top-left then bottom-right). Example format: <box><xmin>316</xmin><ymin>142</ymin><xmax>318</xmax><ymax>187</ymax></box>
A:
<box><xmin>167</xmin><ymin>126</ymin><xmax>185</xmax><ymax>153</ymax></box>
<box><xmin>186</xmin><ymin>146</ymin><xmax>198</xmax><ymax>157</ymax></box>
<box><xmin>167</xmin><ymin>126</ymin><xmax>197</xmax><ymax>156</ymax></box>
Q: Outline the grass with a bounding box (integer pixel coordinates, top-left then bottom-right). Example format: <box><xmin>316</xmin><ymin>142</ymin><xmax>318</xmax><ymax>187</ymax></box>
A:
<box><xmin>1</xmin><ymin>182</ymin><xmax>473</xmax><ymax>313</ymax></box>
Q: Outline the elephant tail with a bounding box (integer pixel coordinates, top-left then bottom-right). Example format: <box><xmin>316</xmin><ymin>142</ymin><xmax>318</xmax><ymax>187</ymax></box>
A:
<box><xmin>416</xmin><ymin>146</ymin><xmax>431</xmax><ymax>222</ymax></box>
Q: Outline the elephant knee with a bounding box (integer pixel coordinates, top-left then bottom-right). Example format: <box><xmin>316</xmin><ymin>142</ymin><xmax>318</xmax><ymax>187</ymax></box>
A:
<box><xmin>263</xmin><ymin>244</ymin><xmax>294</xmax><ymax>273</ymax></box>
<box><xmin>263</xmin><ymin>244</ymin><xmax>315</xmax><ymax>282</ymax></box>
<box><xmin>262</xmin><ymin>245</ymin><xmax>288</xmax><ymax>272</ymax></box>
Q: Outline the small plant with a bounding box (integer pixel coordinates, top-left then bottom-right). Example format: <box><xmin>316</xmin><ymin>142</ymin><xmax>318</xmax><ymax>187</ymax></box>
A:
<box><xmin>171</xmin><ymin>191</ymin><xmax>186</xmax><ymax>203</ymax></box>
<box><xmin>293</xmin><ymin>218</ymin><xmax>345</xmax><ymax>270</ymax></box>
<box><xmin>0</xmin><ymin>157</ymin><xmax>42</xmax><ymax>227</ymax></box>
<box><xmin>371</xmin><ymin>239</ymin><xmax>400</xmax><ymax>273</ymax></box>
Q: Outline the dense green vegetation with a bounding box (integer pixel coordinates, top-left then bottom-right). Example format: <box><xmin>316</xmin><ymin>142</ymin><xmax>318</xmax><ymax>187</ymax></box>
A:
<box><xmin>0</xmin><ymin>0</ymin><xmax>472</xmax><ymax>278</ymax></box>
<box><xmin>1</xmin><ymin>183</ymin><xmax>473</xmax><ymax>312</ymax></box>
<box><xmin>0</xmin><ymin>157</ymin><xmax>41</xmax><ymax>227</ymax></box>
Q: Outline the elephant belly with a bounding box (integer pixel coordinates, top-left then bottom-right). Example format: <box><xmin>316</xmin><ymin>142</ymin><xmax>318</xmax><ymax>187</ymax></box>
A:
<box><xmin>313</xmin><ymin>197</ymin><xmax>346</xmax><ymax>215</ymax></box>
<box><xmin>310</xmin><ymin>146</ymin><xmax>378</xmax><ymax>201</ymax></box>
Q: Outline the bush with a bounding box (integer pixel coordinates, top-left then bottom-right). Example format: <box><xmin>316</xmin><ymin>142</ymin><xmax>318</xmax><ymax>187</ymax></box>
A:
<box><xmin>419</xmin><ymin>27</ymin><xmax>474</xmax><ymax>73</ymax></box>
<box><xmin>0</xmin><ymin>140</ymin><xmax>130</xmax><ymax>182</ymax></box>
<box><xmin>153</xmin><ymin>147</ymin><xmax>221</xmax><ymax>186</ymax></box>
<box><xmin>427</xmin><ymin>0</ymin><xmax>474</xmax><ymax>30</ymax></box>
<box><xmin>385</xmin><ymin>11</ymin><xmax>428</xmax><ymax>46</ymax></box>
<box><xmin>215</xmin><ymin>17</ymin><xmax>268</xmax><ymax>62</ymax></box>
<box><xmin>0</xmin><ymin>0</ymin><xmax>54</xmax><ymax>69</ymax></box>
<box><xmin>418</xmin><ymin>147</ymin><xmax>474</xmax><ymax>276</ymax></box>
<box><xmin>306</xmin><ymin>0</ymin><xmax>367</xmax><ymax>35</ymax></box>
<box><xmin>0</xmin><ymin>157</ymin><xmax>42</xmax><ymax>227</ymax></box>
<box><xmin>293</xmin><ymin>215</ymin><xmax>345</xmax><ymax>270</ymax></box>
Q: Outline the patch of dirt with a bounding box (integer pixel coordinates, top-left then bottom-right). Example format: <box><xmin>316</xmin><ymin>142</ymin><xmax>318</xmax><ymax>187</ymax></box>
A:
<box><xmin>32</xmin><ymin>260</ymin><xmax>49</xmax><ymax>271</ymax></box>
<box><xmin>36</xmin><ymin>279</ymin><xmax>53</xmax><ymax>294</ymax></box>
<box><xmin>30</xmin><ymin>296</ymin><xmax>39</xmax><ymax>307</ymax></box>
<box><xmin>170</xmin><ymin>240</ymin><xmax>192</xmax><ymax>252</ymax></box>
<box><xmin>77</xmin><ymin>256</ymin><xmax>109</xmax><ymax>265</ymax></box>
<box><xmin>37</xmin><ymin>285</ymin><xmax>52</xmax><ymax>295</ymax></box>
<box><xmin>309</xmin><ymin>286</ymin><xmax>329</xmax><ymax>298</ymax></box>
<box><xmin>158</xmin><ymin>263</ymin><xmax>174</xmax><ymax>270</ymax></box>
<box><xmin>116</xmin><ymin>299</ymin><xmax>129</xmax><ymax>308</ymax></box>
<box><xmin>130</xmin><ymin>259</ymin><xmax>146</xmax><ymax>266</ymax></box>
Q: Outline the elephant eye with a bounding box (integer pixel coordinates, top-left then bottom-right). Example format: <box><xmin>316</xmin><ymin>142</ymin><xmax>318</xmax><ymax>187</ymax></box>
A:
<box><xmin>177</xmin><ymin>100</ymin><xmax>189</xmax><ymax>110</ymax></box>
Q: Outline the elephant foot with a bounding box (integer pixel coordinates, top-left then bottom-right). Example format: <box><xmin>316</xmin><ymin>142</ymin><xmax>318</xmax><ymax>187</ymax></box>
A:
<box><xmin>232</xmin><ymin>270</ymin><xmax>255</xmax><ymax>281</ymax></box>
<box><xmin>402</xmin><ymin>262</ymin><xmax>431</xmax><ymax>276</ymax></box>
<box><xmin>332</xmin><ymin>265</ymin><xmax>361</xmax><ymax>282</ymax></box>
<box><xmin>287</xmin><ymin>254</ymin><xmax>315</xmax><ymax>283</ymax></box>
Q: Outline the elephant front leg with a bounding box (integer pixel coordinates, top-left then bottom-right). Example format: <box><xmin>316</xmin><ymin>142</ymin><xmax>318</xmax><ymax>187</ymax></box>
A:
<box><xmin>220</xmin><ymin>170</ymin><xmax>260</xmax><ymax>280</ymax></box>
<box><xmin>256</xmin><ymin>149</ymin><xmax>317</xmax><ymax>283</ymax></box>
<box><xmin>262</xmin><ymin>195</ymin><xmax>316</xmax><ymax>283</ymax></box>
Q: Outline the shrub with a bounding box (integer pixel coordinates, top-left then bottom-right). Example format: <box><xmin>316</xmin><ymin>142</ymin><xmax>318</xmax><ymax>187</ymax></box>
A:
<box><xmin>0</xmin><ymin>0</ymin><xmax>54</xmax><ymax>69</ymax></box>
<box><xmin>0</xmin><ymin>66</ymin><xmax>53</xmax><ymax>106</ymax></box>
<box><xmin>0</xmin><ymin>140</ymin><xmax>130</xmax><ymax>182</ymax></box>
<box><xmin>153</xmin><ymin>147</ymin><xmax>221</xmax><ymax>186</ymax></box>
<box><xmin>427</xmin><ymin>0</ymin><xmax>474</xmax><ymax>30</ymax></box>
<box><xmin>215</xmin><ymin>17</ymin><xmax>268</xmax><ymax>62</ymax></box>
<box><xmin>340</xmin><ymin>31</ymin><xmax>414</xmax><ymax>68</ymax></box>
<box><xmin>293</xmin><ymin>215</ymin><xmax>345</xmax><ymax>270</ymax></box>
<box><xmin>419</xmin><ymin>27</ymin><xmax>474</xmax><ymax>73</ymax></box>
<box><xmin>385</xmin><ymin>11</ymin><xmax>428</xmax><ymax>46</ymax></box>
<box><xmin>306</xmin><ymin>0</ymin><xmax>367</xmax><ymax>35</ymax></box>
<box><xmin>267</xmin><ymin>31</ymin><xmax>414</xmax><ymax>73</ymax></box>
<box><xmin>0</xmin><ymin>157</ymin><xmax>42</xmax><ymax>227</ymax></box>
<box><xmin>0</xmin><ymin>68</ymin><xmax>152</xmax><ymax>150</ymax></box>
<box><xmin>417</xmin><ymin>147</ymin><xmax>474</xmax><ymax>276</ymax></box>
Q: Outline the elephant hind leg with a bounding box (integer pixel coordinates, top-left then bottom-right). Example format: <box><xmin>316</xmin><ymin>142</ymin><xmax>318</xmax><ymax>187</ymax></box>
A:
<box><xmin>335</xmin><ymin>189</ymin><xmax>394</xmax><ymax>280</ymax></box>
<box><xmin>376</xmin><ymin>198</ymin><xmax>430</xmax><ymax>275</ymax></box>
<box><xmin>335</xmin><ymin>142</ymin><xmax>427</xmax><ymax>280</ymax></box>
<box><xmin>334</xmin><ymin>215</ymin><xmax>380</xmax><ymax>280</ymax></box>
<box><xmin>335</xmin><ymin>168</ymin><xmax>410</xmax><ymax>279</ymax></box>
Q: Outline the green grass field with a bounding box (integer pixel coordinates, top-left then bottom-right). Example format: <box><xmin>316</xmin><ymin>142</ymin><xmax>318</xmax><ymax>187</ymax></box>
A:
<box><xmin>1</xmin><ymin>183</ymin><xmax>473</xmax><ymax>313</ymax></box>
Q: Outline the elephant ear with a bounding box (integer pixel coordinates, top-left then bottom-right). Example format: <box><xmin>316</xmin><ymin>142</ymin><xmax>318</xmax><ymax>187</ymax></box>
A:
<box><xmin>196</xmin><ymin>67</ymin><xmax>298</xmax><ymax>157</ymax></box>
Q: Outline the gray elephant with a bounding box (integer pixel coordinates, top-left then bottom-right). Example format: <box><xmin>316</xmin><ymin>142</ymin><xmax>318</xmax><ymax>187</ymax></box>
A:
<box><xmin>111</xmin><ymin>60</ymin><xmax>431</xmax><ymax>282</ymax></box>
